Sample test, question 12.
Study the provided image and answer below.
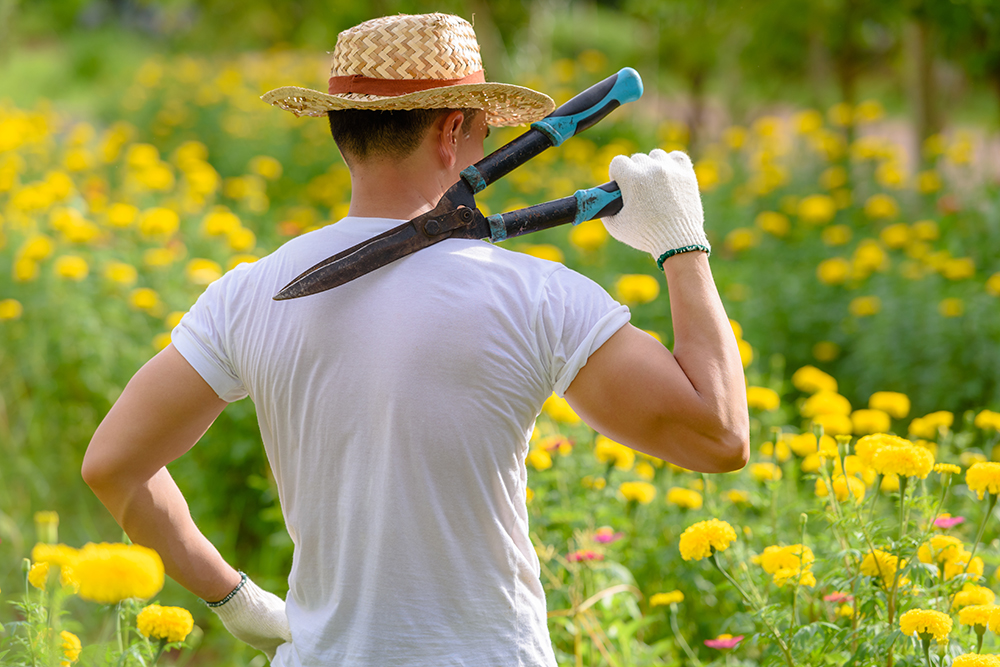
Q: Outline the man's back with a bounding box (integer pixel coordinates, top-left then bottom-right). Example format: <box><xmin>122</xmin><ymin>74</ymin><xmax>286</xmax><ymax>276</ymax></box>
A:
<box><xmin>173</xmin><ymin>216</ymin><xmax>628</xmax><ymax>665</ymax></box>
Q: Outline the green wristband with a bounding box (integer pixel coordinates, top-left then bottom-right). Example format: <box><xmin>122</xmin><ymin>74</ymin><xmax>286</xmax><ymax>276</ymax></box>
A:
<box><xmin>656</xmin><ymin>244</ymin><xmax>711</xmax><ymax>271</ymax></box>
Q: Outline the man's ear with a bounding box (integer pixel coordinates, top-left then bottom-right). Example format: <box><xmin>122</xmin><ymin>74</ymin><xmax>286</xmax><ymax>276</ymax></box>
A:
<box><xmin>436</xmin><ymin>110</ymin><xmax>466</xmax><ymax>170</ymax></box>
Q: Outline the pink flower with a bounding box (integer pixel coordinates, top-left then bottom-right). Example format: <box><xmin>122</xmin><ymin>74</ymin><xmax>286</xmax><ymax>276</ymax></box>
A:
<box><xmin>567</xmin><ymin>549</ymin><xmax>603</xmax><ymax>562</ymax></box>
<box><xmin>934</xmin><ymin>515</ymin><xmax>965</xmax><ymax>529</ymax></box>
<box><xmin>594</xmin><ymin>527</ymin><xmax>624</xmax><ymax>544</ymax></box>
<box><xmin>823</xmin><ymin>592</ymin><xmax>854</xmax><ymax>603</ymax></box>
<box><xmin>704</xmin><ymin>634</ymin><xmax>743</xmax><ymax>649</ymax></box>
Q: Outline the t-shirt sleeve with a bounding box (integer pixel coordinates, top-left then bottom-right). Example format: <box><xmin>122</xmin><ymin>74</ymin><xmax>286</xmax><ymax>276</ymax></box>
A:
<box><xmin>536</xmin><ymin>266</ymin><xmax>631</xmax><ymax>397</ymax></box>
<box><xmin>170</xmin><ymin>272</ymin><xmax>249</xmax><ymax>403</ymax></box>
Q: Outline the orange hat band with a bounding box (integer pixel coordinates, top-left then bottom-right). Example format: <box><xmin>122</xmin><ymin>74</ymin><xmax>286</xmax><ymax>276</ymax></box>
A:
<box><xmin>327</xmin><ymin>69</ymin><xmax>485</xmax><ymax>96</ymax></box>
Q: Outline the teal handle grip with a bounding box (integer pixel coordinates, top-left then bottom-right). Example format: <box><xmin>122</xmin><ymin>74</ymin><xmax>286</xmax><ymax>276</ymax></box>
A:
<box><xmin>573</xmin><ymin>181</ymin><xmax>622</xmax><ymax>224</ymax></box>
<box><xmin>530</xmin><ymin>68</ymin><xmax>643</xmax><ymax>147</ymax></box>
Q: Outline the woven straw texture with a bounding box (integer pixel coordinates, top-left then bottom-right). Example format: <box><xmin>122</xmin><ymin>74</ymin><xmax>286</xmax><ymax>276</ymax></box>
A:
<box><xmin>261</xmin><ymin>13</ymin><xmax>554</xmax><ymax>127</ymax></box>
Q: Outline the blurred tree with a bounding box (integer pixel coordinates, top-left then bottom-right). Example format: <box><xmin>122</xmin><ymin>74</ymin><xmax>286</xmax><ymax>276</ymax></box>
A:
<box><xmin>621</xmin><ymin>0</ymin><xmax>738</xmax><ymax>154</ymax></box>
<box><xmin>937</xmin><ymin>0</ymin><xmax>1000</xmax><ymax>129</ymax></box>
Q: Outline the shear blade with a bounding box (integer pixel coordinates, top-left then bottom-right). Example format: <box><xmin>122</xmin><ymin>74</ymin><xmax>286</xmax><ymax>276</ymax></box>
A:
<box><xmin>273</xmin><ymin>221</ymin><xmax>426</xmax><ymax>300</ymax></box>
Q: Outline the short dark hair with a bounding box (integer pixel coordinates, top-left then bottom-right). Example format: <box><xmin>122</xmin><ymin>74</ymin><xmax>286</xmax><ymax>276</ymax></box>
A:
<box><xmin>327</xmin><ymin>108</ymin><xmax>480</xmax><ymax>162</ymax></box>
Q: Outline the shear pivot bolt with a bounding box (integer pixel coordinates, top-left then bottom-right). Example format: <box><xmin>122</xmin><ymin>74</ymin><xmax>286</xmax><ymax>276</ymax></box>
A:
<box><xmin>425</xmin><ymin>219</ymin><xmax>441</xmax><ymax>235</ymax></box>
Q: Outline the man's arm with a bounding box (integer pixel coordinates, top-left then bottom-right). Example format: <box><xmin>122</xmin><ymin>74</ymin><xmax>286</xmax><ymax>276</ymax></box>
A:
<box><xmin>564</xmin><ymin>149</ymin><xmax>749</xmax><ymax>473</ymax></box>
<box><xmin>565</xmin><ymin>252</ymin><xmax>749</xmax><ymax>473</ymax></box>
<box><xmin>81</xmin><ymin>344</ymin><xmax>241</xmax><ymax>600</ymax></box>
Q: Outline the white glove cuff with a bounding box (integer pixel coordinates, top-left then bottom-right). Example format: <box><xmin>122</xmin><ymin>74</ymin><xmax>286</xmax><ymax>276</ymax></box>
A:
<box><xmin>204</xmin><ymin>570</ymin><xmax>248</xmax><ymax>609</ymax></box>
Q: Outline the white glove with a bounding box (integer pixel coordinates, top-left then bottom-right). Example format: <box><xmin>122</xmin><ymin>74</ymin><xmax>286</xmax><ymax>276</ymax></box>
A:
<box><xmin>602</xmin><ymin>149</ymin><xmax>710</xmax><ymax>268</ymax></box>
<box><xmin>208</xmin><ymin>573</ymin><xmax>291</xmax><ymax>661</ymax></box>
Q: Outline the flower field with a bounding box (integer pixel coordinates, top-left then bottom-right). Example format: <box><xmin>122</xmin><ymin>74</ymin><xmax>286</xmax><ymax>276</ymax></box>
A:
<box><xmin>2</xmin><ymin>47</ymin><xmax>1000</xmax><ymax>666</ymax></box>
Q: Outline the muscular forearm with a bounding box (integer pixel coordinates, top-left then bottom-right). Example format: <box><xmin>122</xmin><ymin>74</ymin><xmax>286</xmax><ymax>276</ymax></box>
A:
<box><xmin>662</xmin><ymin>252</ymin><xmax>749</xmax><ymax>449</ymax></box>
<box><xmin>90</xmin><ymin>466</ymin><xmax>242</xmax><ymax>602</ymax></box>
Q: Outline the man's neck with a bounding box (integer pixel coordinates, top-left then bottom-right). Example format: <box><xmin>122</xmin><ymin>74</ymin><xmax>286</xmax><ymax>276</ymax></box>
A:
<box><xmin>345</xmin><ymin>156</ymin><xmax>454</xmax><ymax>220</ymax></box>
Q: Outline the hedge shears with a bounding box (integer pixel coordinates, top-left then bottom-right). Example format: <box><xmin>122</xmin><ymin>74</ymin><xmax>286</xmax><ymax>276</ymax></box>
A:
<box><xmin>274</xmin><ymin>67</ymin><xmax>643</xmax><ymax>300</ymax></box>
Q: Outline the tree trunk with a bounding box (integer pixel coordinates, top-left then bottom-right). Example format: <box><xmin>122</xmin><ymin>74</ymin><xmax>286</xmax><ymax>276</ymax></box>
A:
<box><xmin>688</xmin><ymin>68</ymin><xmax>707</xmax><ymax>157</ymax></box>
<box><xmin>466</xmin><ymin>0</ymin><xmax>513</xmax><ymax>82</ymax></box>
<box><xmin>908</xmin><ymin>18</ymin><xmax>941</xmax><ymax>164</ymax></box>
<box><xmin>833</xmin><ymin>0</ymin><xmax>859</xmax><ymax>147</ymax></box>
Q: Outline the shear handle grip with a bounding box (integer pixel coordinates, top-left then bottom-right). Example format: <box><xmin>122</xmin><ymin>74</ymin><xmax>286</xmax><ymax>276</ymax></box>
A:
<box><xmin>490</xmin><ymin>182</ymin><xmax>622</xmax><ymax>242</ymax></box>
<box><xmin>462</xmin><ymin>68</ymin><xmax>643</xmax><ymax>194</ymax></box>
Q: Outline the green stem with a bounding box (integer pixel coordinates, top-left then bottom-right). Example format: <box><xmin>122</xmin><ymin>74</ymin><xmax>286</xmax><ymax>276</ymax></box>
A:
<box><xmin>946</xmin><ymin>492</ymin><xmax>998</xmax><ymax>609</ymax></box>
<box><xmin>711</xmin><ymin>552</ymin><xmax>795</xmax><ymax>667</ymax></box>
<box><xmin>669</xmin><ymin>606</ymin><xmax>704</xmax><ymax>667</ymax></box>
<box><xmin>898</xmin><ymin>476</ymin><xmax>908</xmax><ymax>542</ymax></box>
<box><xmin>150</xmin><ymin>638</ymin><xmax>168</xmax><ymax>666</ymax></box>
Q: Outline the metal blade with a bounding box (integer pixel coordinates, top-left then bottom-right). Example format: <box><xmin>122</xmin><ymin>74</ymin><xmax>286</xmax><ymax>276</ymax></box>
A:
<box><xmin>273</xmin><ymin>221</ymin><xmax>427</xmax><ymax>299</ymax></box>
<box><xmin>273</xmin><ymin>180</ymin><xmax>483</xmax><ymax>300</ymax></box>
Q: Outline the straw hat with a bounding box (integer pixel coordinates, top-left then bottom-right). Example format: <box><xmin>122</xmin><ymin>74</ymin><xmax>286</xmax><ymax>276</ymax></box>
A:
<box><xmin>261</xmin><ymin>13</ymin><xmax>555</xmax><ymax>127</ymax></box>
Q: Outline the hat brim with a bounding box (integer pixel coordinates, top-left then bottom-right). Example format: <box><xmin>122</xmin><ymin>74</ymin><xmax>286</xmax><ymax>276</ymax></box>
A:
<box><xmin>261</xmin><ymin>82</ymin><xmax>555</xmax><ymax>127</ymax></box>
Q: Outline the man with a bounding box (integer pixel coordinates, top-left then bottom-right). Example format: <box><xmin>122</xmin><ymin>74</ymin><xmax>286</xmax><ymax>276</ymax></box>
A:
<box><xmin>82</xmin><ymin>12</ymin><xmax>748</xmax><ymax>667</ymax></box>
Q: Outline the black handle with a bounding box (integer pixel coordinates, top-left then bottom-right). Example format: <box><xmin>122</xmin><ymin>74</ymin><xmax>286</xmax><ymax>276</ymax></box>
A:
<box><xmin>459</xmin><ymin>68</ymin><xmax>643</xmax><ymax>195</ymax></box>
<box><xmin>486</xmin><ymin>181</ymin><xmax>623</xmax><ymax>242</ymax></box>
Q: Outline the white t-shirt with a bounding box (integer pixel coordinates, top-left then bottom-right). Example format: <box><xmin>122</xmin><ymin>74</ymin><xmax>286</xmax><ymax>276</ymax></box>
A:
<box><xmin>172</xmin><ymin>216</ymin><xmax>630</xmax><ymax>667</ymax></box>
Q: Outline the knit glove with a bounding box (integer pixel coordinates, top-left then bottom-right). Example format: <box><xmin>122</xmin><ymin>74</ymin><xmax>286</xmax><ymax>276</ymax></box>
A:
<box><xmin>602</xmin><ymin>149</ymin><xmax>710</xmax><ymax>269</ymax></box>
<box><xmin>208</xmin><ymin>573</ymin><xmax>291</xmax><ymax>661</ymax></box>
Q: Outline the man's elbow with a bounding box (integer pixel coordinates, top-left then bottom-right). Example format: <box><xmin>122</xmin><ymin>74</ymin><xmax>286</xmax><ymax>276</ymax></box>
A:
<box><xmin>712</xmin><ymin>427</ymin><xmax>750</xmax><ymax>472</ymax></box>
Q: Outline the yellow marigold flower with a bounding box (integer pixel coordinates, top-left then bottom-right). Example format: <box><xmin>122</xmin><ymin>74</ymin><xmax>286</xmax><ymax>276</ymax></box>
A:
<box><xmin>942</xmin><ymin>257</ymin><xmax>975</xmax><ymax>281</ymax></box>
<box><xmin>667</xmin><ymin>487</ymin><xmax>703</xmax><ymax>510</ymax></box>
<box><xmin>104</xmin><ymin>261</ymin><xmax>138</xmax><ymax>285</ymax></box>
<box><xmin>724</xmin><ymin>228</ymin><xmax>757</xmax><ymax>253</ymax></box>
<box><xmin>60</xmin><ymin>630</ymin><xmax>82</xmax><ymax>665</ymax></box>
<box><xmin>939</xmin><ymin>298</ymin><xmax>964</xmax><ymax>318</ymax></box>
<box><xmin>821</xmin><ymin>224</ymin><xmax>852</xmax><ymax>246</ymax></box>
<box><xmin>202</xmin><ymin>209</ymin><xmax>240</xmax><ymax>236</ymax></box>
<box><xmin>737</xmin><ymin>338</ymin><xmax>753</xmax><ymax>368</ymax></box>
<box><xmin>186</xmin><ymin>258</ymin><xmax>222</xmax><ymax>285</ymax></box>
<box><xmin>944</xmin><ymin>549</ymin><xmax>984</xmax><ymax>581</ymax></box>
<box><xmin>864</xmin><ymin>194</ymin><xmax>899</xmax><ymax>220</ymax></box>
<box><xmin>582</xmin><ymin>476</ymin><xmax>606</xmax><ymax>490</ymax></box>
<box><xmin>746</xmin><ymin>386</ymin><xmax>780</xmax><ymax>411</ymax></box>
<box><xmin>861</xmin><ymin>549</ymin><xmax>903</xmax><ymax>588</ymax></box>
<box><xmin>249</xmin><ymin>155</ymin><xmax>282</xmax><ymax>181</ymax></box>
<box><xmin>594</xmin><ymin>435</ymin><xmax>635</xmax><ymax>471</ymax></box>
<box><xmin>853</xmin><ymin>240</ymin><xmax>888</xmax><ymax>275</ymax></box>
<box><xmin>139</xmin><ymin>207</ymin><xmax>180</xmax><ymax>239</ymax></box>
<box><xmin>963</xmin><ymin>452</ymin><xmax>988</xmax><ymax>467</ymax></box>
<box><xmin>137</xmin><ymin>604</ymin><xmax>195</xmax><ymax>643</ymax></box>
<box><xmin>788</xmin><ymin>433</ymin><xmax>836</xmax><ymax>457</ymax></box>
<box><xmin>228</xmin><ymin>254</ymin><xmax>259</xmax><ymax>271</ymax></box>
<box><xmin>869</xmin><ymin>391</ymin><xmax>910</xmax><ymax>419</ymax></box>
<box><xmin>870</xmin><ymin>440</ymin><xmax>934</xmax><ymax>479</ymax></box>
<box><xmin>543</xmin><ymin>394</ymin><xmax>580</xmax><ymax>424</ymax></box>
<box><xmin>106</xmin><ymin>202</ymin><xmax>138</xmax><ymax>227</ymax></box>
<box><xmin>792</xmin><ymin>366</ymin><xmax>837</xmax><ymax>394</ymax></box>
<box><xmin>758</xmin><ymin>544</ymin><xmax>816</xmax><ymax>587</ymax></box>
<box><xmin>526</xmin><ymin>448</ymin><xmax>552</xmax><ymax>471</ymax></box>
<box><xmin>918</xmin><ymin>535</ymin><xmax>963</xmax><ymax>565</ymax></box>
<box><xmin>0</xmin><ymin>298</ymin><xmax>23</xmax><ymax>320</ymax></box>
<box><xmin>54</xmin><ymin>255</ymin><xmax>89</xmax><ymax>281</ymax></box>
<box><xmin>568</xmin><ymin>219</ymin><xmax>608</xmax><ymax>252</ymax></box>
<box><xmin>28</xmin><ymin>561</ymin><xmax>50</xmax><ymax>589</ymax></box>
<box><xmin>650</xmin><ymin>590</ymin><xmax>684</xmax><ymax>606</ymax></box>
<box><xmin>227</xmin><ymin>226</ymin><xmax>256</xmax><ymax>252</ymax></box>
<box><xmin>726</xmin><ymin>489</ymin><xmax>750</xmax><ymax>504</ymax></box>
<box><xmin>750</xmin><ymin>462</ymin><xmax>782</xmax><ymax>482</ymax></box>
<box><xmin>694</xmin><ymin>159</ymin><xmax>721</xmax><ymax>192</ymax></box>
<box><xmin>798</xmin><ymin>194</ymin><xmax>837</xmax><ymax>225</ymax></box>
<box><xmin>849</xmin><ymin>295</ymin><xmax>881</xmax><ymax>317</ymax></box>
<box><xmin>934</xmin><ymin>463</ymin><xmax>961</xmax><ymax>476</ymax></box>
<box><xmin>851</xmin><ymin>409</ymin><xmax>891</xmax><ymax>435</ymax></box>
<box><xmin>19</xmin><ymin>235</ymin><xmax>55</xmax><ymax>261</ymax></box>
<box><xmin>987</xmin><ymin>273</ymin><xmax>1000</xmax><ymax>297</ymax></box>
<box><xmin>899</xmin><ymin>608</ymin><xmax>952</xmax><ymax>645</ymax></box>
<box><xmin>909</xmin><ymin>411</ymin><xmax>954</xmax><ymax>439</ymax></box>
<box><xmin>817</xmin><ymin>257</ymin><xmax>850</xmax><ymax>285</ymax></box>
<box><xmin>129</xmin><ymin>287</ymin><xmax>161</xmax><ymax>313</ymax></box>
<box><xmin>802</xmin><ymin>391</ymin><xmax>852</xmax><ymax>418</ymax></box>
<box><xmin>879</xmin><ymin>223</ymin><xmax>911</xmax><ymax>249</ymax></box>
<box><xmin>816</xmin><ymin>475</ymin><xmax>865</xmax><ymax>503</ymax></box>
<box><xmin>953</xmin><ymin>583</ymin><xmax>996</xmax><ymax>609</ymax></box>
<box><xmin>967</xmin><ymin>462</ymin><xmax>1000</xmax><ymax>500</ymax></box>
<box><xmin>916</xmin><ymin>169</ymin><xmax>942</xmax><ymax>194</ymax></box>
<box><xmin>614</xmin><ymin>274</ymin><xmax>660</xmax><ymax>306</ymax></box>
<box><xmin>881</xmin><ymin>474</ymin><xmax>900</xmax><ymax>492</ymax></box>
<box><xmin>73</xmin><ymin>542</ymin><xmax>164</xmax><ymax>603</ymax></box>
<box><xmin>619</xmin><ymin>481</ymin><xmax>657</xmax><ymax>505</ymax></box>
<box><xmin>855</xmin><ymin>433</ymin><xmax>905</xmax><ymax>466</ymax></box>
<box><xmin>976</xmin><ymin>410</ymin><xmax>1000</xmax><ymax>431</ymax></box>
<box><xmin>819</xmin><ymin>165</ymin><xmax>847</xmax><ymax>189</ymax></box>
<box><xmin>526</xmin><ymin>487</ymin><xmax>534</xmax><ymax>503</ymax></box>
<box><xmin>958</xmin><ymin>604</ymin><xmax>998</xmax><ymax>630</ymax></box>
<box><xmin>755</xmin><ymin>211</ymin><xmax>790</xmax><ymax>237</ymax></box>
<box><xmin>635</xmin><ymin>461</ymin><xmax>655</xmax><ymax>480</ymax></box>
<box><xmin>678</xmin><ymin>519</ymin><xmax>737</xmax><ymax>561</ymax></box>
<box><xmin>522</xmin><ymin>244</ymin><xmax>563</xmax><ymax>263</ymax></box>
<box><xmin>143</xmin><ymin>247</ymin><xmax>176</xmax><ymax>268</ymax></box>
<box><xmin>953</xmin><ymin>654</ymin><xmax>1000</xmax><ymax>667</ymax></box>
<box><xmin>31</xmin><ymin>543</ymin><xmax>80</xmax><ymax>570</ymax></box>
